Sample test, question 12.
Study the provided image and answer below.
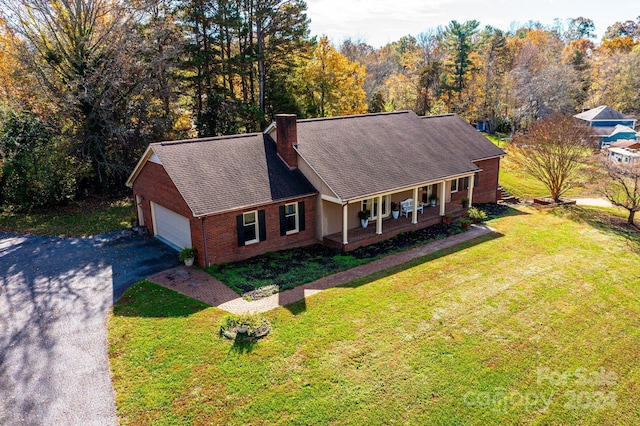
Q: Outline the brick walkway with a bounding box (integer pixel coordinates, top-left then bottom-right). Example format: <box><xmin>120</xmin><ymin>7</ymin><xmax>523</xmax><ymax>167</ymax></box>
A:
<box><xmin>147</xmin><ymin>224</ymin><xmax>494</xmax><ymax>314</ymax></box>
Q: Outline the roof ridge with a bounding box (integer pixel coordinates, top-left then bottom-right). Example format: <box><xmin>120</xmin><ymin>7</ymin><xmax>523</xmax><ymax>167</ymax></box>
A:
<box><xmin>297</xmin><ymin>110</ymin><xmax>410</xmax><ymax>124</ymax></box>
<box><xmin>420</xmin><ymin>113</ymin><xmax>456</xmax><ymax>119</ymax></box>
<box><xmin>156</xmin><ymin>133</ymin><xmax>262</xmax><ymax>146</ymax></box>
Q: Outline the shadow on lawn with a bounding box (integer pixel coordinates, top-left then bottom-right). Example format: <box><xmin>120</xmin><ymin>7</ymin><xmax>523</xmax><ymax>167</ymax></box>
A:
<box><xmin>548</xmin><ymin>205</ymin><xmax>640</xmax><ymax>254</ymax></box>
<box><xmin>112</xmin><ymin>280</ymin><xmax>210</xmax><ymax>318</ymax></box>
<box><xmin>112</xmin><ymin>205</ymin><xmax>518</xmax><ymax>320</ymax></box>
<box><xmin>229</xmin><ymin>336</ymin><xmax>258</xmax><ymax>354</ymax></box>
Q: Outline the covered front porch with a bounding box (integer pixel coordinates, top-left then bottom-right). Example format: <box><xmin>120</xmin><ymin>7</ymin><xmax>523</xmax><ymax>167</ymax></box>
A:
<box><xmin>320</xmin><ymin>171</ymin><xmax>476</xmax><ymax>251</ymax></box>
<box><xmin>323</xmin><ymin>202</ymin><xmax>466</xmax><ymax>250</ymax></box>
<box><xmin>318</xmin><ymin>172</ymin><xmax>477</xmax><ymax>251</ymax></box>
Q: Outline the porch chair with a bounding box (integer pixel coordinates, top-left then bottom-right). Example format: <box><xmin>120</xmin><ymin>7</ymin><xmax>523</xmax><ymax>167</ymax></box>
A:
<box><xmin>400</xmin><ymin>198</ymin><xmax>423</xmax><ymax>218</ymax></box>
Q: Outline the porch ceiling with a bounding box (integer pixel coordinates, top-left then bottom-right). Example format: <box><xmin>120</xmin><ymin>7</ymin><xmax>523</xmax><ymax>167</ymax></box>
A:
<box><xmin>326</xmin><ymin>173</ymin><xmax>474</xmax><ymax>204</ymax></box>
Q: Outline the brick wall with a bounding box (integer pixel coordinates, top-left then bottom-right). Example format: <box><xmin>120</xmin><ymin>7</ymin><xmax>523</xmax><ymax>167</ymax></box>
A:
<box><xmin>132</xmin><ymin>161</ymin><xmax>318</xmax><ymax>266</ymax></box>
<box><xmin>444</xmin><ymin>158</ymin><xmax>501</xmax><ymax>206</ymax></box>
<box><xmin>276</xmin><ymin>114</ymin><xmax>298</xmax><ymax>169</ymax></box>
<box><xmin>132</xmin><ymin>155</ymin><xmax>501</xmax><ymax>266</ymax></box>
<box><xmin>132</xmin><ymin>161</ymin><xmax>193</xmax><ymax>235</ymax></box>
<box><xmin>201</xmin><ymin>194</ymin><xmax>318</xmax><ymax>265</ymax></box>
<box><xmin>473</xmin><ymin>157</ymin><xmax>501</xmax><ymax>203</ymax></box>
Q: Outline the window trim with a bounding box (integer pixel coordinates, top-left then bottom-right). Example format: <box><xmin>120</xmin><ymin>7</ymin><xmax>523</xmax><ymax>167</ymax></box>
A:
<box><xmin>284</xmin><ymin>202</ymin><xmax>299</xmax><ymax>235</ymax></box>
<box><xmin>242</xmin><ymin>210</ymin><xmax>259</xmax><ymax>245</ymax></box>
<box><xmin>450</xmin><ymin>179</ymin><xmax>458</xmax><ymax>193</ymax></box>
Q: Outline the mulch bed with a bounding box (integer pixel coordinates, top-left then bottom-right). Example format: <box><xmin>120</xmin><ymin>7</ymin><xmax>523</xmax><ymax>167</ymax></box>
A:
<box><xmin>533</xmin><ymin>196</ymin><xmax>577</xmax><ymax>206</ymax></box>
<box><xmin>210</xmin><ymin>203</ymin><xmax>515</xmax><ymax>297</ymax></box>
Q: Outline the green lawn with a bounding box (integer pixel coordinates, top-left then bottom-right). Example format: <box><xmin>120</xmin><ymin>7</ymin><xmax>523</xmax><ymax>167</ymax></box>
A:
<box><xmin>499</xmin><ymin>155</ymin><xmax>549</xmax><ymax>198</ymax></box>
<box><xmin>483</xmin><ymin>133</ymin><xmax>606</xmax><ymax>200</ymax></box>
<box><xmin>109</xmin><ymin>205</ymin><xmax>640</xmax><ymax>425</ymax></box>
<box><xmin>0</xmin><ymin>198</ymin><xmax>134</xmax><ymax>236</ymax></box>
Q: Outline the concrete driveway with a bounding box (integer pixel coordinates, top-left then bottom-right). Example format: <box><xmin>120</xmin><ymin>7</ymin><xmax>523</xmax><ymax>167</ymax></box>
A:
<box><xmin>0</xmin><ymin>230</ymin><xmax>179</xmax><ymax>425</ymax></box>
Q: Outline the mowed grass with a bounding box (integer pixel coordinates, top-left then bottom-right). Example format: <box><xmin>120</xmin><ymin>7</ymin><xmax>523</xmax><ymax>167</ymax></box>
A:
<box><xmin>0</xmin><ymin>198</ymin><xmax>134</xmax><ymax>236</ymax></box>
<box><xmin>108</xmin><ymin>206</ymin><xmax>640</xmax><ymax>425</ymax></box>
<box><xmin>484</xmin><ymin>134</ymin><xmax>606</xmax><ymax>199</ymax></box>
<box><xmin>485</xmin><ymin>133</ymin><xmax>550</xmax><ymax>199</ymax></box>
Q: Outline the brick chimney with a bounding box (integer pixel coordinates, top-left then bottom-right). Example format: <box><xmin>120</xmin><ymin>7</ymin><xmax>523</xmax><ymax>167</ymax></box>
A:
<box><xmin>275</xmin><ymin>114</ymin><xmax>298</xmax><ymax>169</ymax></box>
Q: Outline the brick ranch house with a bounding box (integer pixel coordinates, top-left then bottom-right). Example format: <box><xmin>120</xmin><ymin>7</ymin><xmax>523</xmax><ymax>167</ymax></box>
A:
<box><xmin>126</xmin><ymin>110</ymin><xmax>505</xmax><ymax>266</ymax></box>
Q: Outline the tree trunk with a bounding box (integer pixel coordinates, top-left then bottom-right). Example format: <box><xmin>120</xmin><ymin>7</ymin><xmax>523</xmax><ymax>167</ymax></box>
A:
<box><xmin>257</xmin><ymin>17</ymin><xmax>265</xmax><ymax>115</ymax></box>
<box><xmin>628</xmin><ymin>209</ymin><xmax>636</xmax><ymax>225</ymax></box>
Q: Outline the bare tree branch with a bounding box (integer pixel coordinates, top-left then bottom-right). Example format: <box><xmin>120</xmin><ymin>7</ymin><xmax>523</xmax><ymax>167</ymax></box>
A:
<box><xmin>597</xmin><ymin>152</ymin><xmax>640</xmax><ymax>225</ymax></box>
<box><xmin>508</xmin><ymin>114</ymin><xmax>595</xmax><ymax>202</ymax></box>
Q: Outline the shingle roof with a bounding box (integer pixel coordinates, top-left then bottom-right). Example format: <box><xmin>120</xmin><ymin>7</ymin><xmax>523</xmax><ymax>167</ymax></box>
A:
<box><xmin>589</xmin><ymin>124</ymin><xmax>637</xmax><ymax>138</ymax></box>
<box><xmin>610</xmin><ymin>124</ymin><xmax>637</xmax><ymax>136</ymax></box>
<box><xmin>295</xmin><ymin>111</ymin><xmax>503</xmax><ymax>201</ymax></box>
<box><xmin>574</xmin><ymin>105</ymin><xmax>632</xmax><ymax>122</ymax></box>
<box><xmin>151</xmin><ymin>134</ymin><xmax>315</xmax><ymax>217</ymax></box>
<box><xmin>131</xmin><ymin>111</ymin><xmax>506</xmax><ymax>214</ymax></box>
<box><xmin>419</xmin><ymin>114</ymin><xmax>506</xmax><ymax>161</ymax></box>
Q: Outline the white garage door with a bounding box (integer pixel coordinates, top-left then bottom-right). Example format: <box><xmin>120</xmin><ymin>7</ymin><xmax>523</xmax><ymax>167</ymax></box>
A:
<box><xmin>152</xmin><ymin>202</ymin><xmax>192</xmax><ymax>250</ymax></box>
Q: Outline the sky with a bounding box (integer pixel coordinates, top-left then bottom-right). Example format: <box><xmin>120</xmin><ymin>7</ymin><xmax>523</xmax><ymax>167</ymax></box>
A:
<box><xmin>306</xmin><ymin>0</ymin><xmax>640</xmax><ymax>47</ymax></box>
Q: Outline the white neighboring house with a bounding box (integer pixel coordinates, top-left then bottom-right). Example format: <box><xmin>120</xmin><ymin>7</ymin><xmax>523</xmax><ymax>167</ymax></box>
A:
<box><xmin>608</xmin><ymin>146</ymin><xmax>640</xmax><ymax>165</ymax></box>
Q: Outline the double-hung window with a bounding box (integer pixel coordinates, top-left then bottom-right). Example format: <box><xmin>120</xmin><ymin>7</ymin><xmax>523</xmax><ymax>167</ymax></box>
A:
<box><xmin>243</xmin><ymin>211</ymin><xmax>259</xmax><ymax>245</ymax></box>
<box><xmin>284</xmin><ymin>203</ymin><xmax>298</xmax><ymax>234</ymax></box>
<box><xmin>279</xmin><ymin>201</ymin><xmax>305</xmax><ymax>236</ymax></box>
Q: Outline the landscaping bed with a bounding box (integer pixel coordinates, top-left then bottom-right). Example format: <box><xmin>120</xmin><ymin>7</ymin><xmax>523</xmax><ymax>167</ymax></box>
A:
<box><xmin>533</xmin><ymin>196</ymin><xmax>577</xmax><ymax>206</ymax></box>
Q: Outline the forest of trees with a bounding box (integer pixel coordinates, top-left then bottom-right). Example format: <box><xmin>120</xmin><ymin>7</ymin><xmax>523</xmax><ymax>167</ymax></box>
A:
<box><xmin>0</xmin><ymin>0</ymin><xmax>639</xmax><ymax>207</ymax></box>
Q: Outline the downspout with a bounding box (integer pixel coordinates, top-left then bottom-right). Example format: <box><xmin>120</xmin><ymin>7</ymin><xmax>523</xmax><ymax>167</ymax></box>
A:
<box><xmin>201</xmin><ymin>217</ymin><xmax>209</xmax><ymax>267</ymax></box>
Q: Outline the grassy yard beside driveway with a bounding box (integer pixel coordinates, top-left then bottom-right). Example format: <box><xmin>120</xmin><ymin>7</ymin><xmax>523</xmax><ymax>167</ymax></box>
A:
<box><xmin>108</xmin><ymin>205</ymin><xmax>640</xmax><ymax>425</ymax></box>
<box><xmin>0</xmin><ymin>197</ymin><xmax>134</xmax><ymax>236</ymax></box>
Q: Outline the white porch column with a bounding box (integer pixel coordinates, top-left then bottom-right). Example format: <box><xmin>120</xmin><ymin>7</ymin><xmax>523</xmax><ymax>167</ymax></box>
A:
<box><xmin>412</xmin><ymin>187</ymin><xmax>419</xmax><ymax>224</ymax></box>
<box><xmin>342</xmin><ymin>203</ymin><xmax>348</xmax><ymax>245</ymax></box>
<box><xmin>376</xmin><ymin>194</ymin><xmax>383</xmax><ymax>235</ymax></box>
<box><xmin>439</xmin><ymin>180</ymin><xmax>447</xmax><ymax>216</ymax></box>
<box><xmin>467</xmin><ymin>174</ymin><xmax>475</xmax><ymax>206</ymax></box>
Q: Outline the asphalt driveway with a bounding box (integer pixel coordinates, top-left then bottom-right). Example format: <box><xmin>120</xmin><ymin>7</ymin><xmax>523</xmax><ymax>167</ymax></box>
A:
<box><xmin>0</xmin><ymin>230</ymin><xmax>179</xmax><ymax>425</ymax></box>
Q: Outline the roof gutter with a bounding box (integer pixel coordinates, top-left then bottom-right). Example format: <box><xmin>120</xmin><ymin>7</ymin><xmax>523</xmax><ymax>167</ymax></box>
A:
<box><xmin>191</xmin><ymin>192</ymin><xmax>318</xmax><ymax>219</ymax></box>
<box><xmin>472</xmin><ymin>153</ymin><xmax>506</xmax><ymax>162</ymax></box>
<box><xmin>341</xmin><ymin>169</ymin><xmax>480</xmax><ymax>203</ymax></box>
<box><xmin>125</xmin><ymin>146</ymin><xmax>154</xmax><ymax>187</ymax></box>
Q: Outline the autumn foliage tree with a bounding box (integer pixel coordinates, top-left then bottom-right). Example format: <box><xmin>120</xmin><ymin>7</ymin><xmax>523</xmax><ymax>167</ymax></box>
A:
<box><xmin>295</xmin><ymin>37</ymin><xmax>367</xmax><ymax>117</ymax></box>
<box><xmin>0</xmin><ymin>19</ymin><xmax>31</xmax><ymax>109</ymax></box>
<box><xmin>2</xmin><ymin>0</ymin><xmax>148</xmax><ymax>192</ymax></box>
<box><xmin>3</xmin><ymin>6</ymin><xmax>640</xmax><ymax>205</ymax></box>
<box><xmin>508</xmin><ymin>114</ymin><xmax>594</xmax><ymax>202</ymax></box>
